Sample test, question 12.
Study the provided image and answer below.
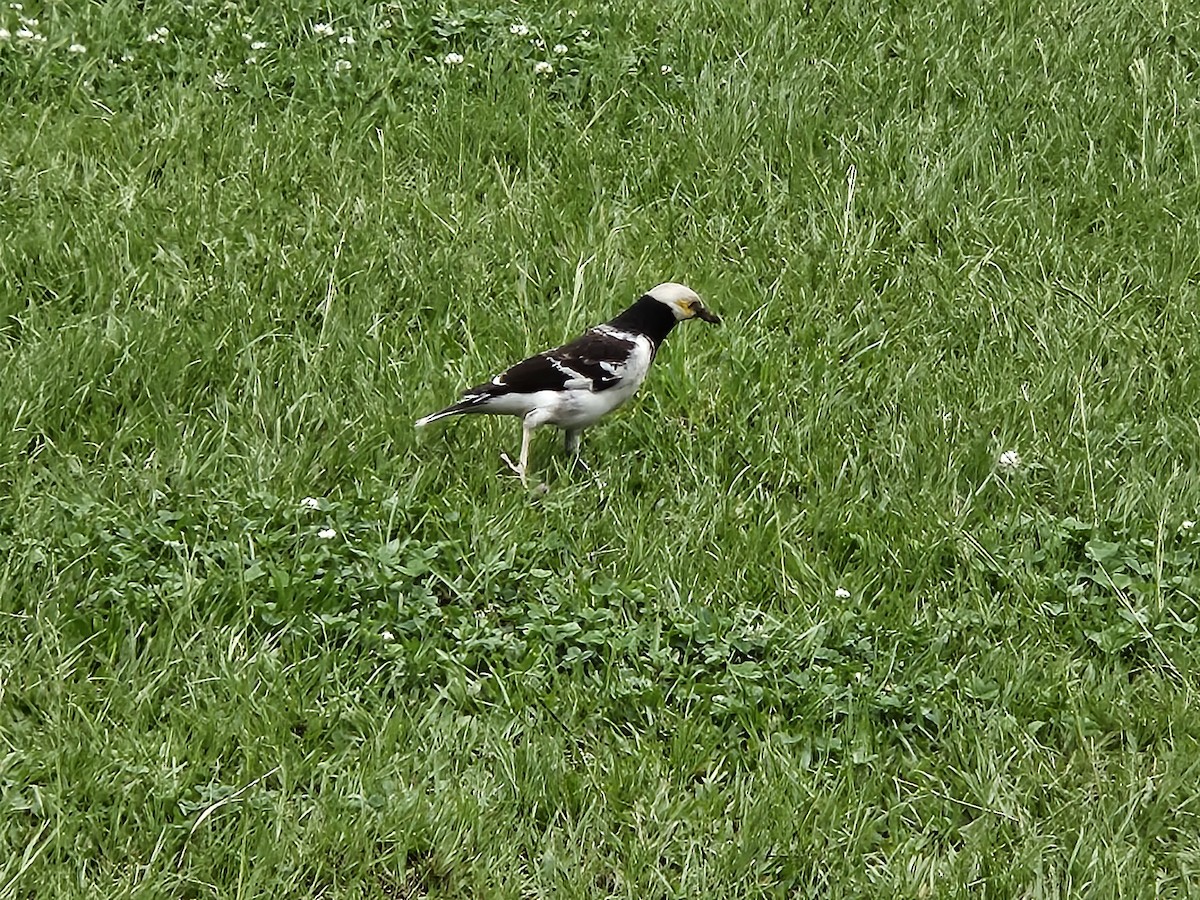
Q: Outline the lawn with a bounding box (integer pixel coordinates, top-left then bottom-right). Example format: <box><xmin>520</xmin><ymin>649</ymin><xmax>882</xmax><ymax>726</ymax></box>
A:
<box><xmin>3</xmin><ymin>0</ymin><xmax>1200</xmax><ymax>896</ymax></box>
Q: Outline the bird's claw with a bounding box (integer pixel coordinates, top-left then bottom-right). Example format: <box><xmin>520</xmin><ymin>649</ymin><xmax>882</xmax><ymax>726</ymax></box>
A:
<box><xmin>499</xmin><ymin>452</ymin><xmax>527</xmax><ymax>486</ymax></box>
<box><xmin>573</xmin><ymin>456</ymin><xmax>606</xmax><ymax>488</ymax></box>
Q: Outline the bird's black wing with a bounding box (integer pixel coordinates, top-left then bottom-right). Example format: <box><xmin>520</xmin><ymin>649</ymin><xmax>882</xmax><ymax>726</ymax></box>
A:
<box><xmin>475</xmin><ymin>329</ymin><xmax>638</xmax><ymax>396</ymax></box>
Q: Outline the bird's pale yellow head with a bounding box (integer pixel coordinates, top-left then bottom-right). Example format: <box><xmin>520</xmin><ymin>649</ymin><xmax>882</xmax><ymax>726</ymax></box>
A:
<box><xmin>647</xmin><ymin>282</ymin><xmax>722</xmax><ymax>324</ymax></box>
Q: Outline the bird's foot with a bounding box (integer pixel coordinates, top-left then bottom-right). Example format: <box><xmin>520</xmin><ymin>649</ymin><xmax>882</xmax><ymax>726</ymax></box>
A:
<box><xmin>499</xmin><ymin>451</ymin><xmax>528</xmax><ymax>486</ymax></box>
<box><xmin>573</xmin><ymin>456</ymin><xmax>606</xmax><ymax>490</ymax></box>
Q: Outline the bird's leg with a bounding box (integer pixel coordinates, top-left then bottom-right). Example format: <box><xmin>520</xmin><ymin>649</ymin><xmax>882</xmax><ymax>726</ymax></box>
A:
<box><xmin>563</xmin><ymin>428</ymin><xmax>582</xmax><ymax>458</ymax></box>
<box><xmin>501</xmin><ymin>423</ymin><xmax>534</xmax><ymax>485</ymax></box>
<box><xmin>518</xmin><ymin>423</ymin><xmax>533</xmax><ymax>486</ymax></box>
<box><xmin>564</xmin><ymin>428</ymin><xmax>594</xmax><ymax>475</ymax></box>
<box><xmin>561</xmin><ymin>427</ymin><xmax>600</xmax><ymax>482</ymax></box>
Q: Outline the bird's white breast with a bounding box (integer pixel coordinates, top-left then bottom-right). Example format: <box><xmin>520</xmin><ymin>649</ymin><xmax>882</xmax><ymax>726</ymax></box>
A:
<box><xmin>539</xmin><ymin>334</ymin><xmax>653</xmax><ymax>429</ymax></box>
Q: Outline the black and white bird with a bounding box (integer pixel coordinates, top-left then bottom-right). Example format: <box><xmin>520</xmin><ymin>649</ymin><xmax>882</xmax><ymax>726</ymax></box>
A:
<box><xmin>415</xmin><ymin>282</ymin><xmax>721</xmax><ymax>484</ymax></box>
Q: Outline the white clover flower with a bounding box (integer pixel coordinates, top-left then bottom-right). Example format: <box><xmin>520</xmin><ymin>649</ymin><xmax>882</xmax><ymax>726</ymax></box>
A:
<box><xmin>835</xmin><ymin>587</ymin><xmax>851</xmax><ymax>600</ymax></box>
<box><xmin>300</xmin><ymin>496</ymin><xmax>321</xmax><ymax>510</ymax></box>
<box><xmin>145</xmin><ymin>29</ymin><xmax>166</xmax><ymax>44</ymax></box>
<box><xmin>313</xmin><ymin>22</ymin><xmax>334</xmax><ymax>36</ymax></box>
<box><xmin>318</xmin><ymin>527</ymin><xmax>337</xmax><ymax>539</ymax></box>
<box><xmin>533</xmin><ymin>60</ymin><xmax>553</xmax><ymax>75</ymax></box>
<box><xmin>568</xmin><ymin>9</ymin><xmax>578</xmax><ymax>17</ymax></box>
<box><xmin>244</xmin><ymin>56</ymin><xmax>257</xmax><ymax>65</ymax></box>
<box><xmin>250</xmin><ymin>39</ymin><xmax>267</xmax><ymax>50</ymax></box>
<box><xmin>9</xmin><ymin>2</ymin><xmax>21</xmax><ymax>9</ymax></box>
<box><xmin>533</xmin><ymin>37</ymin><xmax>545</xmax><ymax>48</ymax></box>
<box><xmin>381</xmin><ymin>629</ymin><xmax>395</xmax><ymax>642</ymax></box>
<box><xmin>0</xmin><ymin>28</ymin><xmax>10</xmax><ymax>41</ymax></box>
<box><xmin>339</xmin><ymin>32</ymin><xmax>354</xmax><ymax>45</ymax></box>
<box><xmin>18</xmin><ymin>15</ymin><xmax>35</xmax><ymax>26</ymax></box>
<box><xmin>121</xmin><ymin>51</ymin><xmax>134</xmax><ymax>62</ymax></box>
<box><xmin>580</xmin><ymin>28</ymin><xmax>591</xmax><ymax>37</ymax></box>
<box><xmin>510</xmin><ymin>23</ymin><xmax>529</xmax><ymax>36</ymax></box>
<box><xmin>68</xmin><ymin>42</ymin><xmax>87</xmax><ymax>53</ymax></box>
<box><xmin>16</xmin><ymin>27</ymin><xmax>33</xmax><ymax>39</ymax></box>
<box><xmin>334</xmin><ymin>58</ymin><xmax>351</xmax><ymax>72</ymax></box>
<box><xmin>443</xmin><ymin>51</ymin><xmax>464</xmax><ymax>65</ymax></box>
<box><xmin>660</xmin><ymin>64</ymin><xmax>673</xmax><ymax>75</ymax></box>
<box><xmin>553</xmin><ymin>43</ymin><xmax>568</xmax><ymax>54</ymax></box>
<box><xmin>997</xmin><ymin>449</ymin><xmax>1021</xmax><ymax>471</ymax></box>
<box><xmin>30</xmin><ymin>31</ymin><xmax>44</xmax><ymax>42</ymax></box>
<box><xmin>1183</xmin><ymin>520</ymin><xmax>1196</xmax><ymax>531</ymax></box>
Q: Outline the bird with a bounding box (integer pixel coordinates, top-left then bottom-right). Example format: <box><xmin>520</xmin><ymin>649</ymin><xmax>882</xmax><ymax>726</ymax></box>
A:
<box><xmin>415</xmin><ymin>282</ymin><xmax>721</xmax><ymax>484</ymax></box>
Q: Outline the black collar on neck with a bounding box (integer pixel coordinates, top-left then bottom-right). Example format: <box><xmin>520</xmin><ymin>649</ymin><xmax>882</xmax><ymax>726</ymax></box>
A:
<box><xmin>606</xmin><ymin>295</ymin><xmax>678</xmax><ymax>346</ymax></box>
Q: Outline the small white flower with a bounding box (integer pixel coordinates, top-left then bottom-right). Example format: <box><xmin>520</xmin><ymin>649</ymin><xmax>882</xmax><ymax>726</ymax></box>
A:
<box><xmin>156</xmin><ymin>26</ymin><xmax>169</xmax><ymax>36</ymax></box>
<box><xmin>300</xmin><ymin>496</ymin><xmax>321</xmax><ymax>510</ymax></box>
<box><xmin>18</xmin><ymin>15</ymin><xmax>35</xmax><ymax>26</ymax></box>
<box><xmin>244</xmin><ymin>56</ymin><xmax>257</xmax><ymax>65</ymax></box>
<box><xmin>510</xmin><ymin>23</ymin><xmax>529</xmax><ymax>36</ymax></box>
<box><xmin>242</xmin><ymin>32</ymin><xmax>253</xmax><ymax>41</ymax></box>
<box><xmin>313</xmin><ymin>22</ymin><xmax>335</xmax><ymax>36</ymax></box>
<box><xmin>121</xmin><ymin>51</ymin><xmax>134</xmax><ymax>62</ymax></box>
<box><xmin>339</xmin><ymin>32</ymin><xmax>354</xmax><ymax>45</ymax></box>
<box><xmin>145</xmin><ymin>31</ymin><xmax>164</xmax><ymax>44</ymax></box>
<box><xmin>580</xmin><ymin>28</ymin><xmax>591</xmax><ymax>37</ymax></box>
<box><xmin>443</xmin><ymin>51</ymin><xmax>464</xmax><ymax>65</ymax></box>
<box><xmin>553</xmin><ymin>43</ymin><xmax>568</xmax><ymax>54</ymax></box>
<box><xmin>30</xmin><ymin>31</ymin><xmax>44</xmax><ymax>42</ymax></box>
<box><xmin>660</xmin><ymin>64</ymin><xmax>673</xmax><ymax>75</ymax></box>
<box><xmin>381</xmin><ymin>629</ymin><xmax>395</xmax><ymax>642</ymax></box>
<box><xmin>16</xmin><ymin>27</ymin><xmax>33</xmax><ymax>39</ymax></box>
<box><xmin>250</xmin><ymin>39</ymin><xmax>267</xmax><ymax>50</ymax></box>
<box><xmin>997</xmin><ymin>449</ymin><xmax>1021</xmax><ymax>471</ymax></box>
<box><xmin>533</xmin><ymin>60</ymin><xmax>553</xmax><ymax>75</ymax></box>
<box><xmin>533</xmin><ymin>37</ymin><xmax>545</xmax><ymax>49</ymax></box>
<box><xmin>0</xmin><ymin>28</ymin><xmax>10</xmax><ymax>40</ymax></box>
<box><xmin>835</xmin><ymin>587</ymin><xmax>851</xmax><ymax>600</ymax></box>
<box><xmin>568</xmin><ymin>9</ymin><xmax>578</xmax><ymax>17</ymax></box>
<box><xmin>1183</xmin><ymin>520</ymin><xmax>1196</xmax><ymax>531</ymax></box>
<box><xmin>334</xmin><ymin>58</ymin><xmax>351</xmax><ymax>73</ymax></box>
<box><xmin>318</xmin><ymin>527</ymin><xmax>337</xmax><ymax>540</ymax></box>
<box><xmin>10</xmin><ymin>2</ymin><xmax>22</xmax><ymax>9</ymax></box>
<box><xmin>68</xmin><ymin>42</ymin><xmax>87</xmax><ymax>53</ymax></box>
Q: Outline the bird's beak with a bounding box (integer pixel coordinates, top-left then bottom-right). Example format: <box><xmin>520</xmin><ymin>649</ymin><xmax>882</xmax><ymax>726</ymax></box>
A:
<box><xmin>694</xmin><ymin>304</ymin><xmax>721</xmax><ymax>324</ymax></box>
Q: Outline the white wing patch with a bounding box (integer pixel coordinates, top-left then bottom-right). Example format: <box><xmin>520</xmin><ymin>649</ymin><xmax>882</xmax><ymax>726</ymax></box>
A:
<box><xmin>545</xmin><ymin>356</ymin><xmax>591</xmax><ymax>390</ymax></box>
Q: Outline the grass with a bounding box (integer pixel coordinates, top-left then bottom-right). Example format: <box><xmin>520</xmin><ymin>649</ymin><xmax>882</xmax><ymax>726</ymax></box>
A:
<box><xmin>3</xmin><ymin>0</ymin><xmax>1200</xmax><ymax>895</ymax></box>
